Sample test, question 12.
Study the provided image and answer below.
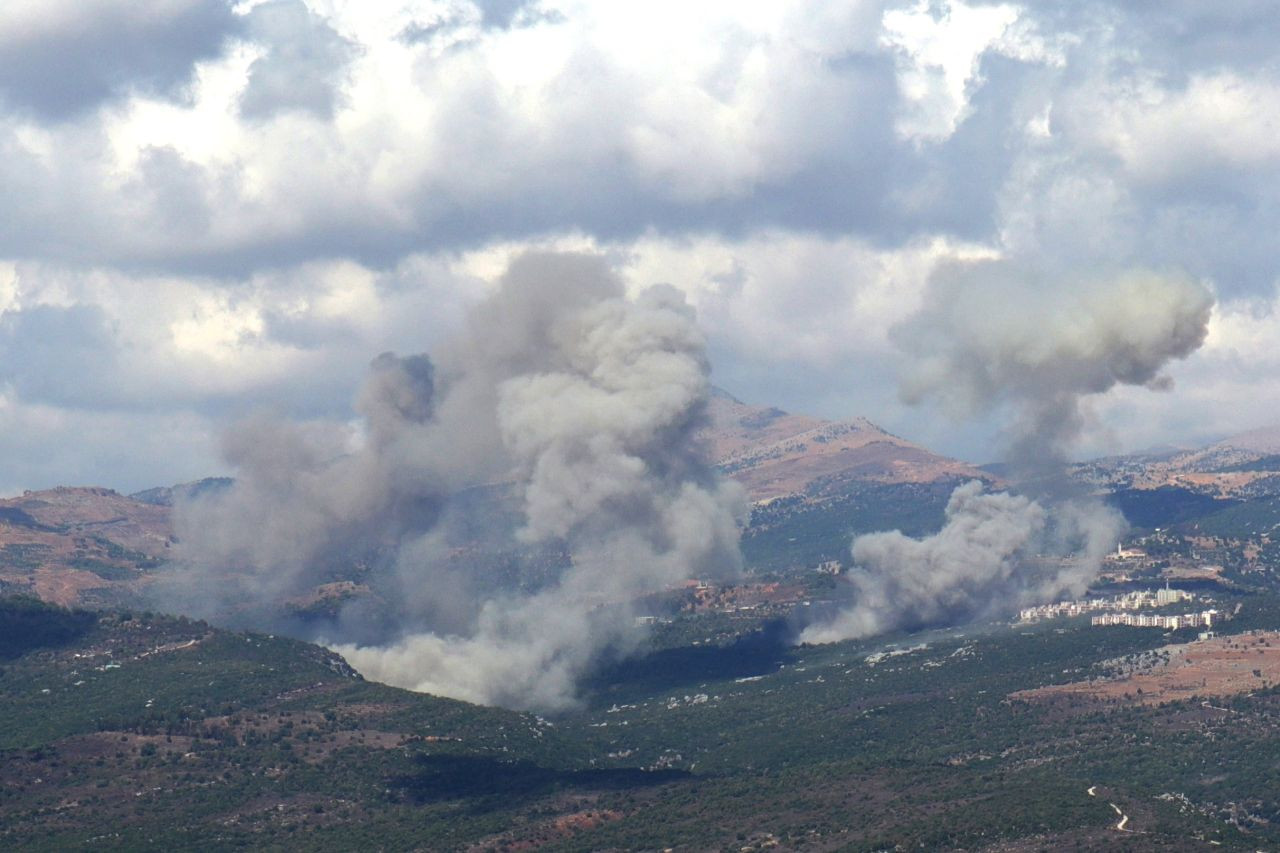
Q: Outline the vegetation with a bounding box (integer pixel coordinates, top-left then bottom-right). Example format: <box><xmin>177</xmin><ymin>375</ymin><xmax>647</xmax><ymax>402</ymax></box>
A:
<box><xmin>4</xmin><ymin>588</ymin><xmax>1280</xmax><ymax>850</ymax></box>
<box><xmin>1106</xmin><ymin>486</ymin><xmax>1238</xmax><ymax>531</ymax></box>
<box><xmin>8</xmin><ymin>481</ymin><xmax>1280</xmax><ymax>848</ymax></box>
<box><xmin>1215</xmin><ymin>454</ymin><xmax>1280</xmax><ymax>474</ymax></box>
<box><xmin>0</xmin><ymin>596</ymin><xmax>97</xmax><ymax>660</ymax></box>
<box><xmin>743</xmin><ymin>481</ymin><xmax>955</xmax><ymax>574</ymax></box>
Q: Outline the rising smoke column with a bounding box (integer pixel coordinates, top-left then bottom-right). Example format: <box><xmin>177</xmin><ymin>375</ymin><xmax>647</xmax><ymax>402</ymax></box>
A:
<box><xmin>801</xmin><ymin>481</ymin><xmax>1045</xmax><ymax>643</ymax></box>
<box><xmin>898</xmin><ymin>264</ymin><xmax>1215</xmax><ymax>479</ymax></box>
<box><xmin>169</xmin><ymin>252</ymin><xmax>745</xmax><ymax>710</ymax></box>
<box><xmin>801</xmin><ymin>262</ymin><xmax>1214</xmax><ymax>644</ymax></box>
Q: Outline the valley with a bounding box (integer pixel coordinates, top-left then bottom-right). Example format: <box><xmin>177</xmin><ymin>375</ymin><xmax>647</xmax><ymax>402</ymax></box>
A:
<box><xmin>6</xmin><ymin>401</ymin><xmax>1280</xmax><ymax>849</ymax></box>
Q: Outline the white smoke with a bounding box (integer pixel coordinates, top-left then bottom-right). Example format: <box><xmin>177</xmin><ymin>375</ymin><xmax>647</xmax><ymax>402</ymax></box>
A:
<box><xmin>802</xmin><ymin>262</ymin><xmax>1213</xmax><ymax>644</ymax></box>
<box><xmin>165</xmin><ymin>252</ymin><xmax>745</xmax><ymax>710</ymax></box>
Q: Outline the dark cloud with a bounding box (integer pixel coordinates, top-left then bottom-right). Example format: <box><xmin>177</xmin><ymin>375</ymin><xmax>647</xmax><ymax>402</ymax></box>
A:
<box><xmin>0</xmin><ymin>1</ymin><xmax>240</xmax><ymax>120</ymax></box>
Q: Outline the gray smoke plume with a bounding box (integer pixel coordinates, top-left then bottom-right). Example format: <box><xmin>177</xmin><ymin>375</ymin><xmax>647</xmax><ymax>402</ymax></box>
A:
<box><xmin>164</xmin><ymin>252</ymin><xmax>745</xmax><ymax>710</ymax></box>
<box><xmin>898</xmin><ymin>263</ymin><xmax>1214</xmax><ymax>479</ymax></box>
<box><xmin>802</xmin><ymin>262</ymin><xmax>1213</xmax><ymax>644</ymax></box>
<box><xmin>799</xmin><ymin>481</ymin><xmax>1123</xmax><ymax>643</ymax></box>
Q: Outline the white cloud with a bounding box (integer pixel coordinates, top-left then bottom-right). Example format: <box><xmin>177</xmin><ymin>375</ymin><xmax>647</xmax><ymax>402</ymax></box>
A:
<box><xmin>881</xmin><ymin>0</ymin><xmax>1023</xmax><ymax>142</ymax></box>
<box><xmin>0</xmin><ymin>0</ymin><xmax>1279</xmax><ymax>488</ymax></box>
<box><xmin>1066</xmin><ymin>72</ymin><xmax>1280</xmax><ymax>183</ymax></box>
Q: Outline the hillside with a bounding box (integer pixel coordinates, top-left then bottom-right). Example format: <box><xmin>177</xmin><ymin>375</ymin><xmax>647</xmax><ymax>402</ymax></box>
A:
<box><xmin>1073</xmin><ymin>422</ymin><xmax>1280</xmax><ymax>500</ymax></box>
<box><xmin>701</xmin><ymin>389</ymin><xmax>989</xmax><ymax>501</ymax></box>
<box><xmin>0</xmin><ymin>488</ymin><xmax>170</xmax><ymax>607</ymax></box>
<box><xmin>0</xmin><ymin>596</ymin><xmax>640</xmax><ymax>851</ymax></box>
<box><xmin>1218</xmin><ymin>423</ymin><xmax>1280</xmax><ymax>455</ymax></box>
<box><xmin>5</xmin><ymin>593</ymin><xmax>1278</xmax><ymax>849</ymax></box>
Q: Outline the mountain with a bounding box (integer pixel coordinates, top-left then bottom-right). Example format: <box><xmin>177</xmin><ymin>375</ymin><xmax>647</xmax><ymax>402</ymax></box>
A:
<box><xmin>0</xmin><ymin>487</ymin><xmax>170</xmax><ymax>607</ymax></box>
<box><xmin>701</xmin><ymin>388</ymin><xmax>989</xmax><ymax>502</ymax></box>
<box><xmin>1072</xmin><ymin>422</ymin><xmax>1280</xmax><ymax>500</ymax></box>
<box><xmin>130</xmin><ymin>476</ymin><xmax>233</xmax><ymax>507</ymax></box>
<box><xmin>1218</xmin><ymin>422</ymin><xmax>1280</xmax><ymax>455</ymax></box>
<box><xmin>0</xmin><ymin>395</ymin><xmax>994</xmax><ymax>608</ymax></box>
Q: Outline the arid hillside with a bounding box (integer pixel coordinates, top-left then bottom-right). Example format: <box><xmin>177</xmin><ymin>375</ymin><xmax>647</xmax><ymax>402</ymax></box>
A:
<box><xmin>1073</xmin><ymin>421</ymin><xmax>1280</xmax><ymax>499</ymax></box>
<box><xmin>0</xmin><ymin>487</ymin><xmax>170</xmax><ymax>607</ymax></box>
<box><xmin>700</xmin><ymin>388</ymin><xmax>989</xmax><ymax>501</ymax></box>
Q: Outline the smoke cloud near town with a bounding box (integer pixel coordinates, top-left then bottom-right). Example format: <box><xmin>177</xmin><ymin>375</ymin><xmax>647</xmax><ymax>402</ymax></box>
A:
<box><xmin>160</xmin><ymin>252</ymin><xmax>745</xmax><ymax>711</ymax></box>
<box><xmin>802</xmin><ymin>263</ymin><xmax>1214</xmax><ymax>644</ymax></box>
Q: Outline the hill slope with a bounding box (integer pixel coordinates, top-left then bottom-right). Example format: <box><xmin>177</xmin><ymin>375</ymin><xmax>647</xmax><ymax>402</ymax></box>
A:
<box><xmin>701</xmin><ymin>389</ymin><xmax>988</xmax><ymax>501</ymax></box>
<box><xmin>0</xmin><ymin>488</ymin><xmax>170</xmax><ymax>607</ymax></box>
<box><xmin>1073</xmin><ymin>423</ymin><xmax>1280</xmax><ymax>500</ymax></box>
<box><xmin>0</xmin><ymin>596</ymin><xmax>665</xmax><ymax>851</ymax></box>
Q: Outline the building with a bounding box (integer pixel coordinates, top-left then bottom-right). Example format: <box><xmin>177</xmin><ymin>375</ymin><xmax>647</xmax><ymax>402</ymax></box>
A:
<box><xmin>1090</xmin><ymin>609</ymin><xmax>1217</xmax><ymax>630</ymax></box>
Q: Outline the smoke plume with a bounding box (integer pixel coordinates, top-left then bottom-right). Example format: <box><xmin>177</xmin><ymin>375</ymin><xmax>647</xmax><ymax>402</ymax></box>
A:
<box><xmin>802</xmin><ymin>262</ymin><xmax>1213</xmax><ymax>644</ymax></box>
<box><xmin>163</xmin><ymin>252</ymin><xmax>744</xmax><ymax>710</ymax></box>
<box><xmin>898</xmin><ymin>264</ymin><xmax>1214</xmax><ymax>479</ymax></box>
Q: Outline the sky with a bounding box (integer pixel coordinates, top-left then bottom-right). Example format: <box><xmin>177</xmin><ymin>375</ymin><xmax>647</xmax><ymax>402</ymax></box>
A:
<box><xmin>1</xmin><ymin>0</ymin><xmax>1279</xmax><ymax>494</ymax></box>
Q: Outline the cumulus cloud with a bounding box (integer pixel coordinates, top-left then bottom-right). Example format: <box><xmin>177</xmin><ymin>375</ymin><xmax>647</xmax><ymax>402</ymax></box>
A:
<box><xmin>0</xmin><ymin>0</ymin><xmax>1275</xmax><ymax>496</ymax></box>
<box><xmin>164</xmin><ymin>252</ymin><xmax>744</xmax><ymax>710</ymax></box>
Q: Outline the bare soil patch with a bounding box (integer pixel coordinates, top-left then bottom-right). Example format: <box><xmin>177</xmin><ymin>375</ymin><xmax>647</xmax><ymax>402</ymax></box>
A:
<box><xmin>1013</xmin><ymin>631</ymin><xmax>1280</xmax><ymax>707</ymax></box>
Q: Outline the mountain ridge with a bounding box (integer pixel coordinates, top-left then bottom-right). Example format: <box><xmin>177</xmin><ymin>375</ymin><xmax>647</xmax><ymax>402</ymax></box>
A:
<box><xmin>701</xmin><ymin>388</ymin><xmax>991</xmax><ymax>501</ymax></box>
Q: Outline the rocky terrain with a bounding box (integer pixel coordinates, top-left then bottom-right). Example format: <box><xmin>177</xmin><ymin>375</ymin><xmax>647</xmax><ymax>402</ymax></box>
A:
<box><xmin>1073</xmin><ymin>423</ymin><xmax>1280</xmax><ymax>499</ymax></box>
<box><xmin>0</xmin><ymin>487</ymin><xmax>170</xmax><ymax>607</ymax></box>
<box><xmin>700</xmin><ymin>389</ymin><xmax>989</xmax><ymax>501</ymax></box>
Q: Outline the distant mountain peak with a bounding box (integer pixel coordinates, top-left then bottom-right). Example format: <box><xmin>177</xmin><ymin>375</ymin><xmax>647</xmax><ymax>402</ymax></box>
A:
<box><xmin>700</xmin><ymin>392</ymin><xmax>988</xmax><ymax>501</ymax></box>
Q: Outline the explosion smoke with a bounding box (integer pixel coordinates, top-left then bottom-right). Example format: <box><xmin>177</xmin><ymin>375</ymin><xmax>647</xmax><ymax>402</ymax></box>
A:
<box><xmin>802</xmin><ymin>262</ymin><xmax>1213</xmax><ymax>644</ymax></box>
<box><xmin>898</xmin><ymin>264</ymin><xmax>1214</xmax><ymax>480</ymax></box>
<box><xmin>164</xmin><ymin>252</ymin><xmax>745</xmax><ymax>710</ymax></box>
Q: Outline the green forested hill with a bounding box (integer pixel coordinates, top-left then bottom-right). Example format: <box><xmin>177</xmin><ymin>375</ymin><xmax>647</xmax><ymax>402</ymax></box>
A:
<box><xmin>7</xmin><ymin>594</ymin><xmax>1280</xmax><ymax>850</ymax></box>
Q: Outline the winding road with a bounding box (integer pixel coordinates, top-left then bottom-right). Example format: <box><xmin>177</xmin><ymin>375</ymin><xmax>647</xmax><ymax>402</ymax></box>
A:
<box><xmin>1089</xmin><ymin>786</ymin><xmax>1132</xmax><ymax>832</ymax></box>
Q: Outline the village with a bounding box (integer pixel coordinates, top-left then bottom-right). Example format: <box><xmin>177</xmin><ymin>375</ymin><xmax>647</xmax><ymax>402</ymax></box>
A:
<box><xmin>1017</xmin><ymin>584</ymin><xmax>1221</xmax><ymax>634</ymax></box>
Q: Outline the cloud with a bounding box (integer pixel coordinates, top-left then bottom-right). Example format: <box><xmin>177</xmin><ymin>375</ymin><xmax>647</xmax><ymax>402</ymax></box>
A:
<box><xmin>0</xmin><ymin>0</ymin><xmax>239</xmax><ymax>120</ymax></box>
<box><xmin>240</xmin><ymin>0</ymin><xmax>358</xmax><ymax>120</ymax></box>
<box><xmin>0</xmin><ymin>397</ymin><xmax>218</xmax><ymax>494</ymax></box>
<box><xmin>0</xmin><ymin>0</ymin><xmax>1275</xmax><ymax>492</ymax></box>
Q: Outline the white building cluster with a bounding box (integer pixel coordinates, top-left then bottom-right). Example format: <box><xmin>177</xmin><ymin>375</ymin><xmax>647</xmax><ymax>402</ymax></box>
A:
<box><xmin>1090</xmin><ymin>610</ymin><xmax>1218</xmax><ymax>629</ymax></box>
<box><xmin>1017</xmin><ymin>587</ymin><xmax>1193</xmax><ymax>624</ymax></box>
